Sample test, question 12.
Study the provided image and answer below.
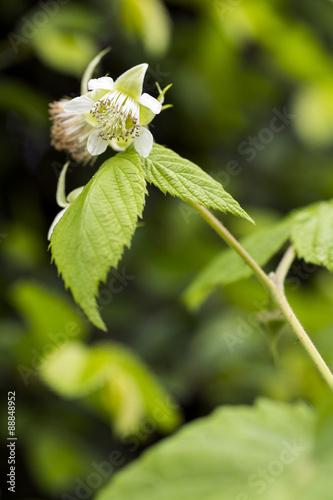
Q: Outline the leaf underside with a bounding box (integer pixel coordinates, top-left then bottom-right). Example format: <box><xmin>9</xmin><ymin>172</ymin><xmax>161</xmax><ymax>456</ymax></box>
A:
<box><xmin>96</xmin><ymin>398</ymin><xmax>324</xmax><ymax>500</ymax></box>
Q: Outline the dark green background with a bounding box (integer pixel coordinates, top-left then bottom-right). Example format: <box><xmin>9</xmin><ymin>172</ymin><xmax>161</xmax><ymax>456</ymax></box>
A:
<box><xmin>2</xmin><ymin>0</ymin><xmax>333</xmax><ymax>497</ymax></box>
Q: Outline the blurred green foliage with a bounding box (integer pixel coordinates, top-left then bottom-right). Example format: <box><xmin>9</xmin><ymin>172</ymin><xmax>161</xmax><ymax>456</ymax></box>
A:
<box><xmin>2</xmin><ymin>0</ymin><xmax>333</xmax><ymax>498</ymax></box>
<box><xmin>97</xmin><ymin>399</ymin><xmax>333</xmax><ymax>500</ymax></box>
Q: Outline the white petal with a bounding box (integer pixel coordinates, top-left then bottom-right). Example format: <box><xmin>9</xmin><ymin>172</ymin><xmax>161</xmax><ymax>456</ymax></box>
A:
<box><xmin>88</xmin><ymin>76</ymin><xmax>115</xmax><ymax>91</ymax></box>
<box><xmin>48</xmin><ymin>207</ymin><xmax>68</xmax><ymax>240</ymax></box>
<box><xmin>134</xmin><ymin>127</ymin><xmax>153</xmax><ymax>157</ymax></box>
<box><xmin>139</xmin><ymin>93</ymin><xmax>162</xmax><ymax>115</ymax></box>
<box><xmin>87</xmin><ymin>130</ymin><xmax>108</xmax><ymax>156</ymax></box>
<box><xmin>64</xmin><ymin>95</ymin><xmax>94</xmax><ymax>114</ymax></box>
<box><xmin>81</xmin><ymin>47</ymin><xmax>111</xmax><ymax>94</ymax></box>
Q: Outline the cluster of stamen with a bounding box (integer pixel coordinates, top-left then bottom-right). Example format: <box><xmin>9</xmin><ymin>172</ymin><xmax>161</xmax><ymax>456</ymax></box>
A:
<box><xmin>91</xmin><ymin>90</ymin><xmax>140</xmax><ymax>142</ymax></box>
<box><xmin>49</xmin><ymin>99</ymin><xmax>95</xmax><ymax>165</ymax></box>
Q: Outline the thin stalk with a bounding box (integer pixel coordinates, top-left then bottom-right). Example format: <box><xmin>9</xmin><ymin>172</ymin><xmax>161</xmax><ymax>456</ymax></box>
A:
<box><xmin>193</xmin><ymin>203</ymin><xmax>333</xmax><ymax>392</ymax></box>
<box><xmin>273</xmin><ymin>245</ymin><xmax>296</xmax><ymax>289</ymax></box>
<box><xmin>273</xmin><ymin>289</ymin><xmax>333</xmax><ymax>390</ymax></box>
<box><xmin>191</xmin><ymin>203</ymin><xmax>274</xmax><ymax>293</ymax></box>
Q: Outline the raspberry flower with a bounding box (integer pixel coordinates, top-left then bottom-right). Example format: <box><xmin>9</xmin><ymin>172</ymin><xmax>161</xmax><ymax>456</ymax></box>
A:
<box><xmin>50</xmin><ymin>52</ymin><xmax>166</xmax><ymax>162</ymax></box>
<box><xmin>66</xmin><ymin>63</ymin><xmax>162</xmax><ymax>158</ymax></box>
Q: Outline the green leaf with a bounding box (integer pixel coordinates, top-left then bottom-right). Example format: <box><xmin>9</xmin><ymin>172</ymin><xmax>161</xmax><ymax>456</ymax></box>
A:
<box><xmin>96</xmin><ymin>398</ymin><xmax>331</xmax><ymax>500</ymax></box>
<box><xmin>40</xmin><ymin>341</ymin><xmax>182</xmax><ymax>436</ymax></box>
<box><xmin>50</xmin><ymin>151</ymin><xmax>146</xmax><ymax>330</ymax></box>
<box><xmin>119</xmin><ymin>0</ymin><xmax>171</xmax><ymax>56</ymax></box>
<box><xmin>293</xmin><ymin>80</ymin><xmax>333</xmax><ymax>147</ymax></box>
<box><xmin>39</xmin><ymin>341</ymin><xmax>105</xmax><ymax>398</ymax></box>
<box><xmin>10</xmin><ymin>280</ymin><xmax>88</xmax><ymax>345</ymax></box>
<box><xmin>291</xmin><ymin>200</ymin><xmax>333</xmax><ymax>271</ymax></box>
<box><xmin>97</xmin><ymin>342</ymin><xmax>182</xmax><ymax>436</ymax></box>
<box><xmin>25</xmin><ymin>424</ymin><xmax>96</xmax><ymax>495</ymax></box>
<box><xmin>184</xmin><ymin>218</ymin><xmax>292</xmax><ymax>309</ymax></box>
<box><xmin>0</xmin><ymin>79</ymin><xmax>49</xmax><ymax>125</ymax></box>
<box><xmin>239</xmin><ymin>2</ymin><xmax>333</xmax><ymax>81</ymax></box>
<box><xmin>141</xmin><ymin>144</ymin><xmax>253</xmax><ymax>223</ymax></box>
<box><xmin>29</xmin><ymin>4</ymin><xmax>100</xmax><ymax>77</ymax></box>
<box><xmin>32</xmin><ymin>29</ymin><xmax>98</xmax><ymax>77</ymax></box>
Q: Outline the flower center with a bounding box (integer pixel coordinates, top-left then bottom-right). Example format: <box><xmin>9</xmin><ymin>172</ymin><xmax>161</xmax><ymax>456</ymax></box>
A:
<box><xmin>91</xmin><ymin>90</ymin><xmax>140</xmax><ymax>141</ymax></box>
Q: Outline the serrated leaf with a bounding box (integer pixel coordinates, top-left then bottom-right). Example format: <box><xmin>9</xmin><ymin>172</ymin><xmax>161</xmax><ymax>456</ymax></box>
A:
<box><xmin>291</xmin><ymin>200</ymin><xmax>333</xmax><ymax>271</ymax></box>
<box><xmin>50</xmin><ymin>151</ymin><xmax>146</xmax><ymax>330</ymax></box>
<box><xmin>40</xmin><ymin>341</ymin><xmax>182</xmax><ymax>436</ymax></box>
<box><xmin>184</xmin><ymin>218</ymin><xmax>292</xmax><ymax>309</ymax></box>
<box><xmin>96</xmin><ymin>398</ymin><xmax>329</xmax><ymax>500</ymax></box>
<box><xmin>141</xmin><ymin>144</ymin><xmax>253</xmax><ymax>223</ymax></box>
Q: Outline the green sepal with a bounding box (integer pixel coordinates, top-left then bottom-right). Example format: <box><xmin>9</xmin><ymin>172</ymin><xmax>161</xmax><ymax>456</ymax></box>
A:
<box><xmin>115</xmin><ymin>63</ymin><xmax>148</xmax><ymax>100</ymax></box>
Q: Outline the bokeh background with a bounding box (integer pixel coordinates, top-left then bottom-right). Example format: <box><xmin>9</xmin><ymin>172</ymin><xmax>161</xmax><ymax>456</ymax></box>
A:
<box><xmin>2</xmin><ymin>0</ymin><xmax>333</xmax><ymax>497</ymax></box>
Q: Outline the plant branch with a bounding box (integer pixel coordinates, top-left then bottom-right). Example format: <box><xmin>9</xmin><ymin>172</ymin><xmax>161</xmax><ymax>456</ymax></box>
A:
<box><xmin>191</xmin><ymin>203</ymin><xmax>274</xmax><ymax>293</ymax></box>
<box><xmin>273</xmin><ymin>245</ymin><xmax>296</xmax><ymax>289</ymax></box>
<box><xmin>272</xmin><ymin>289</ymin><xmax>333</xmax><ymax>390</ymax></box>
<box><xmin>192</xmin><ymin>203</ymin><xmax>333</xmax><ymax>392</ymax></box>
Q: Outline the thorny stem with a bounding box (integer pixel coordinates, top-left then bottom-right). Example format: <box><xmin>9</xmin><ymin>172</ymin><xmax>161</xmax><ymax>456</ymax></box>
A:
<box><xmin>193</xmin><ymin>203</ymin><xmax>333</xmax><ymax>392</ymax></box>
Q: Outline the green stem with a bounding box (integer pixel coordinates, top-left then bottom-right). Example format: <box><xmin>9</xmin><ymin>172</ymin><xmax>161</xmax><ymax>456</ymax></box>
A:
<box><xmin>191</xmin><ymin>203</ymin><xmax>274</xmax><ymax>293</ymax></box>
<box><xmin>273</xmin><ymin>287</ymin><xmax>333</xmax><ymax>390</ymax></box>
<box><xmin>273</xmin><ymin>245</ymin><xmax>296</xmax><ymax>289</ymax></box>
<box><xmin>193</xmin><ymin>203</ymin><xmax>333</xmax><ymax>392</ymax></box>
